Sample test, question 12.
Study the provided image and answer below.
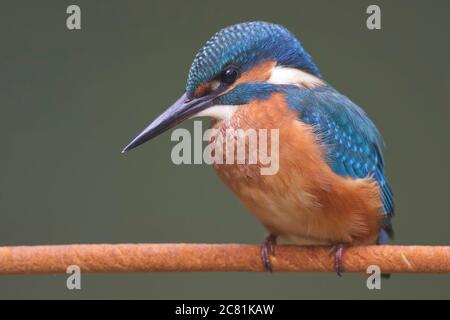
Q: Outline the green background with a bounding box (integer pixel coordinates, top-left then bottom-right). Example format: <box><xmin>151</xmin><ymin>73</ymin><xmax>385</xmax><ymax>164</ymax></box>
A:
<box><xmin>0</xmin><ymin>0</ymin><xmax>449</xmax><ymax>299</ymax></box>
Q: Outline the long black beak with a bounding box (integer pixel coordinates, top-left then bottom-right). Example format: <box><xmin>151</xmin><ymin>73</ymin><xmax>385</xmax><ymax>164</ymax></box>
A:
<box><xmin>122</xmin><ymin>93</ymin><xmax>216</xmax><ymax>153</ymax></box>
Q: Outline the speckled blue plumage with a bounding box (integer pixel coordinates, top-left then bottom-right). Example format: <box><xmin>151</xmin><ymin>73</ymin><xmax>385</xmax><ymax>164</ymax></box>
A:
<box><xmin>285</xmin><ymin>86</ymin><xmax>394</xmax><ymax>216</ymax></box>
<box><xmin>186</xmin><ymin>22</ymin><xmax>320</xmax><ymax>98</ymax></box>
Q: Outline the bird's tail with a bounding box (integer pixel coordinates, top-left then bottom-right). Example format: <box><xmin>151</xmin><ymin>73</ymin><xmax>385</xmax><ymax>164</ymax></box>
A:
<box><xmin>377</xmin><ymin>222</ymin><xmax>394</xmax><ymax>245</ymax></box>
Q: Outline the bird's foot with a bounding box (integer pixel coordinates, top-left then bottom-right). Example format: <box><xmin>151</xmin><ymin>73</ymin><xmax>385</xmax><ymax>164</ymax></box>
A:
<box><xmin>260</xmin><ymin>234</ymin><xmax>277</xmax><ymax>272</ymax></box>
<box><xmin>329</xmin><ymin>244</ymin><xmax>346</xmax><ymax>277</ymax></box>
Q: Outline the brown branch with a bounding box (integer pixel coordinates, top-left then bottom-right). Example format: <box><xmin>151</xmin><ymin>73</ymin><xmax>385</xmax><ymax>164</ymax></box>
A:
<box><xmin>0</xmin><ymin>244</ymin><xmax>449</xmax><ymax>275</ymax></box>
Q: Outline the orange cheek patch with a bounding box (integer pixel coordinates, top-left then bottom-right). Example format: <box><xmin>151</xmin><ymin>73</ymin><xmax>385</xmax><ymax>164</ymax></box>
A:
<box><xmin>194</xmin><ymin>82</ymin><xmax>212</xmax><ymax>97</ymax></box>
<box><xmin>233</xmin><ymin>60</ymin><xmax>276</xmax><ymax>87</ymax></box>
<box><xmin>194</xmin><ymin>60</ymin><xmax>277</xmax><ymax>98</ymax></box>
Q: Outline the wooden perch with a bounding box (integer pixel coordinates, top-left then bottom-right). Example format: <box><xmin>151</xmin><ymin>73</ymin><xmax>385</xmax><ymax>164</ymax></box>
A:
<box><xmin>0</xmin><ymin>244</ymin><xmax>449</xmax><ymax>275</ymax></box>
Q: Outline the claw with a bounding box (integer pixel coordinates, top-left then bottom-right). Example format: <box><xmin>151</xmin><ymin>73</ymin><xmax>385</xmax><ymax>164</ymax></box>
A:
<box><xmin>330</xmin><ymin>244</ymin><xmax>346</xmax><ymax>276</ymax></box>
<box><xmin>260</xmin><ymin>234</ymin><xmax>277</xmax><ymax>272</ymax></box>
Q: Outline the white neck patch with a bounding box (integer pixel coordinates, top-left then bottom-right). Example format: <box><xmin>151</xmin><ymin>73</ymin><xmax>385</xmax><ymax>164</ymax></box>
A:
<box><xmin>268</xmin><ymin>66</ymin><xmax>323</xmax><ymax>88</ymax></box>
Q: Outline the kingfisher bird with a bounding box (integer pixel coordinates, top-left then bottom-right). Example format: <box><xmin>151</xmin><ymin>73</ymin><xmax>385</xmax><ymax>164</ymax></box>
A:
<box><xmin>122</xmin><ymin>21</ymin><xmax>394</xmax><ymax>274</ymax></box>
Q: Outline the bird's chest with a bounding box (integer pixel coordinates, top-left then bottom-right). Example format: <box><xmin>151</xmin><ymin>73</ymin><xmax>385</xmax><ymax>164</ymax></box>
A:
<box><xmin>209</xmin><ymin>98</ymin><xmax>292</xmax><ymax>187</ymax></box>
<box><xmin>206</xmin><ymin>99</ymin><xmax>382</xmax><ymax>245</ymax></box>
<box><xmin>208</xmin><ymin>99</ymin><xmax>327</xmax><ymax>240</ymax></box>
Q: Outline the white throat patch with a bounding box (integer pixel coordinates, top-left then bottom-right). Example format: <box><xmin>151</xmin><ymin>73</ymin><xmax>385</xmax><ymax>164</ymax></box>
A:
<box><xmin>194</xmin><ymin>104</ymin><xmax>238</xmax><ymax>120</ymax></box>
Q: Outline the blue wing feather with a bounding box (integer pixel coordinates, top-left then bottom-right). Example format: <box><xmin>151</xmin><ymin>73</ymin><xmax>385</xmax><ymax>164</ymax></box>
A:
<box><xmin>285</xmin><ymin>85</ymin><xmax>394</xmax><ymax>238</ymax></box>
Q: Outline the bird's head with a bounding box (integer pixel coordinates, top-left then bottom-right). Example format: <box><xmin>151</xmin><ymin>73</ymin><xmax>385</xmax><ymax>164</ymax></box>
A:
<box><xmin>123</xmin><ymin>21</ymin><xmax>321</xmax><ymax>152</ymax></box>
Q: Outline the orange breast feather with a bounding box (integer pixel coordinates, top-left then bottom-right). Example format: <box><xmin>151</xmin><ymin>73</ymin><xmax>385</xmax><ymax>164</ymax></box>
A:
<box><xmin>211</xmin><ymin>93</ymin><xmax>383</xmax><ymax>245</ymax></box>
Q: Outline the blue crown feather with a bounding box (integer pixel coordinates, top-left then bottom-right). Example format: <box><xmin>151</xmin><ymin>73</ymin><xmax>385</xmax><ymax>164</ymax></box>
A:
<box><xmin>186</xmin><ymin>21</ymin><xmax>320</xmax><ymax>98</ymax></box>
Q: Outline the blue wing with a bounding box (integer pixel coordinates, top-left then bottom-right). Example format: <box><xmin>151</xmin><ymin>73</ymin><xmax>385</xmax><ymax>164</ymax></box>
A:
<box><xmin>285</xmin><ymin>85</ymin><xmax>394</xmax><ymax>240</ymax></box>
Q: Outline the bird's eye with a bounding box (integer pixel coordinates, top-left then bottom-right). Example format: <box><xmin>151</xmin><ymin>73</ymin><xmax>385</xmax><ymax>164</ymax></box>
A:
<box><xmin>221</xmin><ymin>67</ymin><xmax>239</xmax><ymax>85</ymax></box>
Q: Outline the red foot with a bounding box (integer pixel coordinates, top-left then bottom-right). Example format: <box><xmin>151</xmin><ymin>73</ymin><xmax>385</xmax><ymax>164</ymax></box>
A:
<box><xmin>260</xmin><ymin>234</ymin><xmax>277</xmax><ymax>272</ymax></box>
<box><xmin>329</xmin><ymin>244</ymin><xmax>346</xmax><ymax>276</ymax></box>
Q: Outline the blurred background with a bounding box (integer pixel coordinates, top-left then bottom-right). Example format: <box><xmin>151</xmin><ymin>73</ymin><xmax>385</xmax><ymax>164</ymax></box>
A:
<box><xmin>0</xmin><ymin>0</ymin><xmax>449</xmax><ymax>299</ymax></box>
